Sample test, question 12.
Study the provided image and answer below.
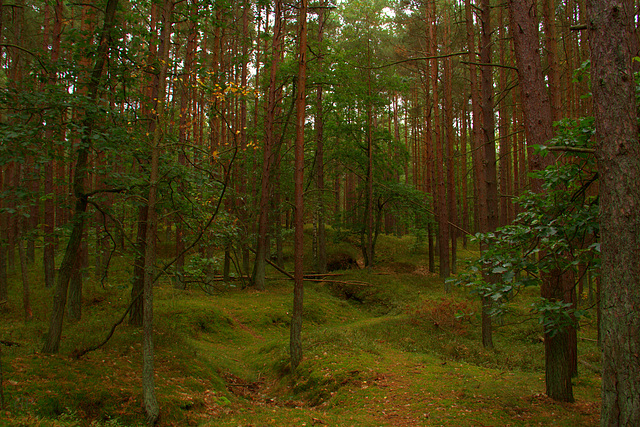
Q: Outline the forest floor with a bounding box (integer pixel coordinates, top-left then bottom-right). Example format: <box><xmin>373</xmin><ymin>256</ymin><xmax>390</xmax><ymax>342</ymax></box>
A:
<box><xmin>0</xmin><ymin>233</ymin><xmax>601</xmax><ymax>426</ymax></box>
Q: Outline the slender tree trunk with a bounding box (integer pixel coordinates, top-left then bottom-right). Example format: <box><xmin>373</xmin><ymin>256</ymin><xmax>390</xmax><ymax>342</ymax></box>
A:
<box><xmin>18</xmin><ymin>217</ymin><xmax>32</xmax><ymax>322</ymax></box>
<box><xmin>480</xmin><ymin>0</ymin><xmax>499</xmax><ymax>350</ymax></box>
<box><xmin>68</xmin><ymin>240</ymin><xmax>85</xmax><ymax>321</ymax></box>
<box><xmin>428</xmin><ymin>0</ymin><xmax>449</xmax><ymax>279</ymax></box>
<box><xmin>364</xmin><ymin>24</ymin><xmax>375</xmax><ymax>269</ymax></box>
<box><xmin>0</xmin><ymin>164</ymin><xmax>8</xmax><ymax>303</ymax></box>
<box><xmin>587</xmin><ymin>1</ymin><xmax>640</xmax><ymax>424</ymax></box>
<box><xmin>465</xmin><ymin>0</ymin><xmax>486</xmax><ymax>238</ymax></box>
<box><xmin>251</xmin><ymin>0</ymin><xmax>283</xmax><ymax>290</ymax></box>
<box><xmin>43</xmin><ymin>0</ymin><xmax>63</xmax><ymax>289</ymax></box>
<box><xmin>175</xmin><ymin>14</ymin><xmax>195</xmax><ymax>291</ymax></box>
<box><xmin>130</xmin><ymin>206</ymin><xmax>147</xmax><ymax>326</ymax></box>
<box><xmin>143</xmin><ymin>1</ymin><xmax>174</xmax><ymax>424</ymax></box>
<box><xmin>314</xmin><ymin>0</ymin><xmax>327</xmax><ymax>275</ymax></box>
<box><xmin>291</xmin><ymin>0</ymin><xmax>308</xmax><ymax>369</ymax></box>
<box><xmin>42</xmin><ymin>0</ymin><xmax>119</xmax><ymax>354</ymax></box>
<box><xmin>498</xmin><ymin>6</ymin><xmax>512</xmax><ymax>226</ymax></box>
<box><xmin>444</xmin><ymin>13</ymin><xmax>457</xmax><ymax>280</ymax></box>
<box><xmin>461</xmin><ymin>106</ymin><xmax>469</xmax><ymax>249</ymax></box>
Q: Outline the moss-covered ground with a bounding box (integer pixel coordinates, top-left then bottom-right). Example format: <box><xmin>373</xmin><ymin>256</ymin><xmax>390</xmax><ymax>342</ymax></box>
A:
<box><xmin>0</xmin><ymin>231</ymin><xmax>600</xmax><ymax>426</ymax></box>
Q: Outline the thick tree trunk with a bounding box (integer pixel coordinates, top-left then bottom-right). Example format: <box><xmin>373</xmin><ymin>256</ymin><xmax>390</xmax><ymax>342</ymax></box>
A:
<box><xmin>508</xmin><ymin>0</ymin><xmax>574</xmax><ymax>402</ymax></box>
<box><xmin>587</xmin><ymin>1</ymin><xmax>640</xmax><ymax>424</ymax></box>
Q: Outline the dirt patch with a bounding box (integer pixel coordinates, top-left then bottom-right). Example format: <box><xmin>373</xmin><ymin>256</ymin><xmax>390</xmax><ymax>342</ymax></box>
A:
<box><xmin>221</xmin><ymin>371</ymin><xmax>264</xmax><ymax>400</ymax></box>
<box><xmin>382</xmin><ymin>262</ymin><xmax>416</xmax><ymax>274</ymax></box>
<box><xmin>326</xmin><ymin>252</ymin><xmax>359</xmax><ymax>271</ymax></box>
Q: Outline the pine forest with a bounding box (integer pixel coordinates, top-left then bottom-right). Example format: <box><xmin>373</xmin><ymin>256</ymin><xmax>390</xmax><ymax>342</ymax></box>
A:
<box><xmin>0</xmin><ymin>0</ymin><xmax>638</xmax><ymax>425</ymax></box>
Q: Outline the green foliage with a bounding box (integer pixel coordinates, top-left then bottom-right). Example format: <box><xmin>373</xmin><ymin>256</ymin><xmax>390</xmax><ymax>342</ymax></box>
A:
<box><xmin>453</xmin><ymin>117</ymin><xmax>599</xmax><ymax>333</ymax></box>
<box><xmin>533</xmin><ymin>298</ymin><xmax>589</xmax><ymax>337</ymax></box>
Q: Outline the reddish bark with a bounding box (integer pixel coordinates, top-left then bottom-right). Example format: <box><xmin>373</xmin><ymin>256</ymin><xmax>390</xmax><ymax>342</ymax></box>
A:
<box><xmin>588</xmin><ymin>0</ymin><xmax>640</xmax><ymax>423</ymax></box>
<box><xmin>291</xmin><ymin>0</ymin><xmax>308</xmax><ymax>369</ymax></box>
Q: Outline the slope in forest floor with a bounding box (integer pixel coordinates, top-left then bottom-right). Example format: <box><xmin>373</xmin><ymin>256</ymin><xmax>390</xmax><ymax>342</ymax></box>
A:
<box><xmin>0</xmin><ymin>242</ymin><xmax>601</xmax><ymax>426</ymax></box>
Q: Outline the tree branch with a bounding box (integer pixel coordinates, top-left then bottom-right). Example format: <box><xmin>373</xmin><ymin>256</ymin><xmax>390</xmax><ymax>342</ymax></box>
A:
<box><xmin>353</xmin><ymin>51</ymin><xmax>469</xmax><ymax>70</ymax></box>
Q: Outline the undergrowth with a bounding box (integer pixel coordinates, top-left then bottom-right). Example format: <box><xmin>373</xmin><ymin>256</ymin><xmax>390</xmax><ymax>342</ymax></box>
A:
<box><xmin>0</xmin><ymin>231</ymin><xmax>600</xmax><ymax>426</ymax></box>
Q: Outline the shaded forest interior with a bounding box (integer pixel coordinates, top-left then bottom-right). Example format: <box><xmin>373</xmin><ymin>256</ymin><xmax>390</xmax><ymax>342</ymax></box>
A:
<box><xmin>0</xmin><ymin>0</ymin><xmax>639</xmax><ymax>426</ymax></box>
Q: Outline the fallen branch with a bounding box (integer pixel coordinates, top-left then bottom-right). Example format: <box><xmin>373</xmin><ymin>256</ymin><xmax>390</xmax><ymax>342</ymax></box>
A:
<box><xmin>306</xmin><ymin>278</ymin><xmax>372</xmax><ymax>287</ymax></box>
<box><xmin>71</xmin><ymin>290</ymin><xmax>142</xmax><ymax>359</ymax></box>
<box><xmin>246</xmin><ymin>246</ymin><xmax>371</xmax><ymax>286</ymax></box>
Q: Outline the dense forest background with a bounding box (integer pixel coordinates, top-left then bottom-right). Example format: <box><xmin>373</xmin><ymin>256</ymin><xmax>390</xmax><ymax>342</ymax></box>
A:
<box><xmin>0</xmin><ymin>0</ymin><xmax>638</xmax><ymax>425</ymax></box>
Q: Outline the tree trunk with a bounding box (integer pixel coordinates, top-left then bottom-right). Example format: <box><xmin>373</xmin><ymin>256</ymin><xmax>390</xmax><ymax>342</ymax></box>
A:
<box><xmin>465</xmin><ymin>0</ymin><xmax>486</xmax><ymax>239</ymax></box>
<box><xmin>18</xmin><ymin>218</ymin><xmax>32</xmax><ymax>322</ymax></box>
<box><xmin>587</xmin><ymin>0</ymin><xmax>640</xmax><ymax>424</ymax></box>
<box><xmin>479</xmin><ymin>0</ymin><xmax>499</xmax><ymax>350</ymax></box>
<box><xmin>508</xmin><ymin>0</ymin><xmax>573</xmax><ymax>402</ymax></box>
<box><xmin>43</xmin><ymin>0</ymin><xmax>63</xmax><ymax>289</ymax></box>
<box><xmin>291</xmin><ymin>0</ymin><xmax>308</xmax><ymax>369</ymax></box>
<box><xmin>429</xmin><ymin>0</ymin><xmax>449</xmax><ymax>279</ymax></box>
<box><xmin>174</xmin><ymin>3</ymin><xmax>196</xmax><ymax>291</ymax></box>
<box><xmin>42</xmin><ymin>0</ymin><xmax>119</xmax><ymax>354</ymax></box>
<box><xmin>130</xmin><ymin>206</ymin><xmax>147</xmax><ymax>327</ymax></box>
<box><xmin>443</xmin><ymin>12</ymin><xmax>457</xmax><ymax>280</ymax></box>
<box><xmin>68</xmin><ymin>240</ymin><xmax>85</xmax><ymax>322</ymax></box>
<box><xmin>314</xmin><ymin>0</ymin><xmax>327</xmax><ymax>275</ymax></box>
<box><xmin>0</xmin><ymin>165</ymin><xmax>8</xmax><ymax>303</ymax></box>
<box><xmin>143</xmin><ymin>0</ymin><xmax>174</xmax><ymax>424</ymax></box>
<box><xmin>251</xmin><ymin>0</ymin><xmax>283</xmax><ymax>290</ymax></box>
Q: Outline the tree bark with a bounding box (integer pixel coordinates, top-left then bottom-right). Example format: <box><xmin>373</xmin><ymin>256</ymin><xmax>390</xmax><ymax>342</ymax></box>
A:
<box><xmin>291</xmin><ymin>0</ymin><xmax>308</xmax><ymax>370</ymax></box>
<box><xmin>18</xmin><ymin>217</ymin><xmax>32</xmax><ymax>322</ymax></box>
<box><xmin>314</xmin><ymin>0</ymin><xmax>327</xmax><ymax>275</ymax></box>
<box><xmin>68</xmin><ymin>240</ymin><xmax>85</xmax><ymax>322</ymax></box>
<box><xmin>251</xmin><ymin>0</ymin><xmax>283</xmax><ymax>290</ymax></box>
<box><xmin>143</xmin><ymin>0</ymin><xmax>174</xmax><ymax>423</ymax></box>
<box><xmin>465</xmin><ymin>0</ymin><xmax>486</xmax><ymax>238</ymax></box>
<box><xmin>479</xmin><ymin>0</ymin><xmax>499</xmax><ymax>350</ymax></box>
<box><xmin>43</xmin><ymin>0</ymin><xmax>63</xmax><ymax>289</ymax></box>
<box><xmin>42</xmin><ymin>0</ymin><xmax>119</xmax><ymax>354</ymax></box>
<box><xmin>130</xmin><ymin>206</ymin><xmax>147</xmax><ymax>327</ymax></box>
<box><xmin>587</xmin><ymin>0</ymin><xmax>640</xmax><ymax>424</ymax></box>
<box><xmin>174</xmin><ymin>2</ymin><xmax>196</xmax><ymax>291</ymax></box>
<box><xmin>444</xmin><ymin>9</ymin><xmax>458</xmax><ymax>280</ymax></box>
<box><xmin>0</xmin><ymin>164</ymin><xmax>8</xmax><ymax>303</ymax></box>
<box><xmin>429</xmin><ymin>0</ymin><xmax>449</xmax><ymax>279</ymax></box>
<box><xmin>508</xmin><ymin>0</ymin><xmax>573</xmax><ymax>402</ymax></box>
